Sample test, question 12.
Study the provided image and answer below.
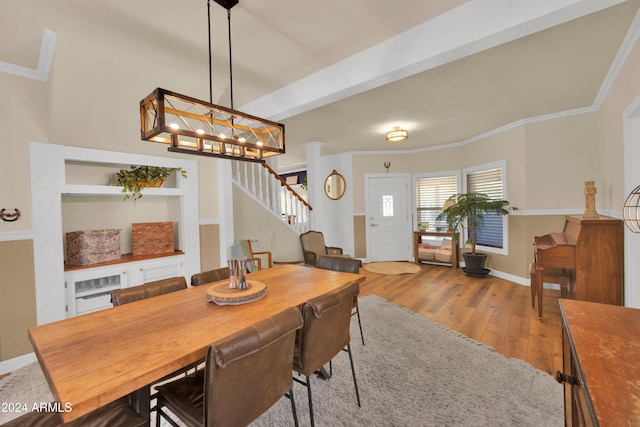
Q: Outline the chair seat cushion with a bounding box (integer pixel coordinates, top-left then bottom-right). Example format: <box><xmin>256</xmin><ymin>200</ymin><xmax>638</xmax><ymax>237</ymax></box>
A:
<box><xmin>156</xmin><ymin>375</ymin><xmax>205</xmax><ymax>426</ymax></box>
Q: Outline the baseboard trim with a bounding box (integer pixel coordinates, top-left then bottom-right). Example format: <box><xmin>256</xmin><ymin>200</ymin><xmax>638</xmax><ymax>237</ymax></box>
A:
<box><xmin>0</xmin><ymin>352</ymin><xmax>37</xmax><ymax>375</ymax></box>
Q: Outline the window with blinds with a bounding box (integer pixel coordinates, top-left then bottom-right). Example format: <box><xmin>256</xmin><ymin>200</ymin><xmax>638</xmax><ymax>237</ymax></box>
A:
<box><xmin>415</xmin><ymin>175</ymin><xmax>457</xmax><ymax>231</ymax></box>
<box><xmin>466</xmin><ymin>167</ymin><xmax>504</xmax><ymax>248</ymax></box>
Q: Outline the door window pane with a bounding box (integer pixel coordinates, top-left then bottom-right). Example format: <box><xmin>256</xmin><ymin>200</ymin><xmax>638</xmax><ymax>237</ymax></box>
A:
<box><xmin>383</xmin><ymin>195</ymin><xmax>394</xmax><ymax>217</ymax></box>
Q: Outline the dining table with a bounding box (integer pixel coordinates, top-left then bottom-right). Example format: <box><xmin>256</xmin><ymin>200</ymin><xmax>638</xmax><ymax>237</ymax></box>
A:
<box><xmin>28</xmin><ymin>264</ymin><xmax>365</xmax><ymax>423</ymax></box>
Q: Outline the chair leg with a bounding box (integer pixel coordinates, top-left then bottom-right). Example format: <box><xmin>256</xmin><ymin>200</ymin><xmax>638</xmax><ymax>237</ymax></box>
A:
<box><xmin>355</xmin><ymin>307</ymin><xmax>365</xmax><ymax>346</ymax></box>
<box><xmin>536</xmin><ymin>266</ymin><xmax>544</xmax><ymax>319</ymax></box>
<box><xmin>286</xmin><ymin>387</ymin><xmax>299</xmax><ymax>427</ymax></box>
<box><xmin>293</xmin><ymin>375</ymin><xmax>315</xmax><ymax>426</ymax></box>
<box><xmin>305</xmin><ymin>375</ymin><xmax>315</xmax><ymax>427</ymax></box>
<box><xmin>346</xmin><ymin>343</ymin><xmax>361</xmax><ymax>407</ymax></box>
<box><xmin>156</xmin><ymin>396</ymin><xmax>180</xmax><ymax>427</ymax></box>
<box><xmin>529</xmin><ymin>263</ymin><xmax>537</xmax><ymax>309</ymax></box>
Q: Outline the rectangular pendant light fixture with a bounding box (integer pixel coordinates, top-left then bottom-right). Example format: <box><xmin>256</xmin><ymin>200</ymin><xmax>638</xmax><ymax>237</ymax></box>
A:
<box><xmin>140</xmin><ymin>88</ymin><xmax>285</xmax><ymax>163</ymax></box>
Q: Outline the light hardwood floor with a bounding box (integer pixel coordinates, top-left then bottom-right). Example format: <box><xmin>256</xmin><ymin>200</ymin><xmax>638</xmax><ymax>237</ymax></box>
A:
<box><xmin>359</xmin><ymin>263</ymin><xmax>563</xmax><ymax>377</ymax></box>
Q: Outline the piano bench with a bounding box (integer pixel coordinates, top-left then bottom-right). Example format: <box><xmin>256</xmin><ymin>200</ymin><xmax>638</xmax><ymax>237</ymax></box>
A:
<box><xmin>530</xmin><ymin>263</ymin><xmax>571</xmax><ymax>318</ymax></box>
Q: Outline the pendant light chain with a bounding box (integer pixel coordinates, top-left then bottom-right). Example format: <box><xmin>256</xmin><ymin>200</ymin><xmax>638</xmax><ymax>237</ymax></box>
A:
<box><xmin>207</xmin><ymin>0</ymin><xmax>213</xmax><ymax>104</ymax></box>
<box><xmin>140</xmin><ymin>0</ymin><xmax>285</xmax><ymax>162</ymax></box>
<box><xmin>227</xmin><ymin>8</ymin><xmax>234</xmax><ymax>110</ymax></box>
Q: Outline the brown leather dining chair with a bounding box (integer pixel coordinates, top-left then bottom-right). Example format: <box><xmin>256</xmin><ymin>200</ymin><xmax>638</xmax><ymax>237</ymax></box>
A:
<box><xmin>110</xmin><ymin>282</ymin><xmax>147</xmax><ymax>306</ymax></box>
<box><xmin>1</xmin><ymin>396</ymin><xmax>145</xmax><ymax>427</ymax></box>
<box><xmin>190</xmin><ymin>267</ymin><xmax>230</xmax><ymax>287</ymax></box>
<box><xmin>110</xmin><ymin>276</ymin><xmax>187</xmax><ymax>305</ymax></box>
<box><xmin>109</xmin><ymin>276</ymin><xmax>191</xmax><ymax>415</ymax></box>
<box><xmin>293</xmin><ymin>280</ymin><xmax>361</xmax><ymax>427</ymax></box>
<box><xmin>316</xmin><ymin>255</ymin><xmax>365</xmax><ymax>346</ymax></box>
<box><xmin>144</xmin><ymin>276</ymin><xmax>188</xmax><ymax>297</ymax></box>
<box><xmin>155</xmin><ymin>306</ymin><xmax>304</xmax><ymax>427</ymax></box>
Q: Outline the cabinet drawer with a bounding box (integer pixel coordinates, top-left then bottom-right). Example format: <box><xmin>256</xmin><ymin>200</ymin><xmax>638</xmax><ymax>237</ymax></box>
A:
<box><xmin>76</xmin><ymin>291</ymin><xmax>113</xmax><ymax>314</ymax></box>
<box><xmin>142</xmin><ymin>263</ymin><xmax>179</xmax><ymax>282</ymax></box>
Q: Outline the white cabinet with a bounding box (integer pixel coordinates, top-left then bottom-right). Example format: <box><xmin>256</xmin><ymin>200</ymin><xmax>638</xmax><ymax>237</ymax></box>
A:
<box><xmin>65</xmin><ymin>254</ymin><xmax>184</xmax><ymax>317</ymax></box>
<box><xmin>65</xmin><ymin>265</ymin><xmax>128</xmax><ymax>316</ymax></box>
<box><xmin>135</xmin><ymin>256</ymin><xmax>184</xmax><ymax>283</ymax></box>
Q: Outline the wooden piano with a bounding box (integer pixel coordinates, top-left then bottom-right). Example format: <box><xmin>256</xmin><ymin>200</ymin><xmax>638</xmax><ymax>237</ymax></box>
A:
<box><xmin>532</xmin><ymin>215</ymin><xmax>623</xmax><ymax>317</ymax></box>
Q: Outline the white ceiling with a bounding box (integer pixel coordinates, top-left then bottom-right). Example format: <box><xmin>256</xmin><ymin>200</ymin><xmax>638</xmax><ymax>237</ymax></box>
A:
<box><xmin>2</xmin><ymin>0</ymin><xmax>639</xmax><ymax>169</ymax></box>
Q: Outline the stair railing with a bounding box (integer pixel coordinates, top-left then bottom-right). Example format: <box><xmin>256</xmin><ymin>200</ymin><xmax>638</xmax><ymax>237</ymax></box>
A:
<box><xmin>231</xmin><ymin>161</ymin><xmax>311</xmax><ymax>234</ymax></box>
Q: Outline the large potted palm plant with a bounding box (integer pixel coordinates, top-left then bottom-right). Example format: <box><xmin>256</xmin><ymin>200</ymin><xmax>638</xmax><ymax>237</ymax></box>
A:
<box><xmin>436</xmin><ymin>192</ymin><xmax>517</xmax><ymax>277</ymax></box>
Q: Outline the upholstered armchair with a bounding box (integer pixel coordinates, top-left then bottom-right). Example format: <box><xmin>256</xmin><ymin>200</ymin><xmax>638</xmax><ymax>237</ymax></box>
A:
<box><xmin>299</xmin><ymin>230</ymin><xmax>350</xmax><ymax>267</ymax></box>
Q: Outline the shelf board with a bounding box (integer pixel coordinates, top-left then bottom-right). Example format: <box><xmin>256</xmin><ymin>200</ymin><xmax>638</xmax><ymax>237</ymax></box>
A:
<box><xmin>63</xmin><ymin>184</ymin><xmax>182</xmax><ymax>197</ymax></box>
<box><xmin>65</xmin><ymin>250</ymin><xmax>185</xmax><ymax>272</ymax></box>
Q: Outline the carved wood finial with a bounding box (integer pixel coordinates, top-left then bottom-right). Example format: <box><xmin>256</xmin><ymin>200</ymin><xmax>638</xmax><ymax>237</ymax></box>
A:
<box><xmin>583</xmin><ymin>181</ymin><xmax>599</xmax><ymax>219</ymax></box>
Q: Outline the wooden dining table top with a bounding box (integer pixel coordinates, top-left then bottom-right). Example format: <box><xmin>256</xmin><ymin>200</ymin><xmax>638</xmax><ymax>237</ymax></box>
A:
<box><xmin>28</xmin><ymin>264</ymin><xmax>365</xmax><ymax>422</ymax></box>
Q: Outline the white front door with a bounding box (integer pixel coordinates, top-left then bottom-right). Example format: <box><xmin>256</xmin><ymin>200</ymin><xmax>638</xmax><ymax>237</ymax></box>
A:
<box><xmin>366</xmin><ymin>174</ymin><xmax>412</xmax><ymax>262</ymax></box>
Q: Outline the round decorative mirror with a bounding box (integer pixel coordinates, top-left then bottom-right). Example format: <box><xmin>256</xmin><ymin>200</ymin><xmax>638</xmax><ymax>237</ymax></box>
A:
<box><xmin>324</xmin><ymin>170</ymin><xmax>346</xmax><ymax>200</ymax></box>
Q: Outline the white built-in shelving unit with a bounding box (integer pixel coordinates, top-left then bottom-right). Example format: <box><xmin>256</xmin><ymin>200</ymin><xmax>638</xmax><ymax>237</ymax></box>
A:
<box><xmin>30</xmin><ymin>142</ymin><xmax>200</xmax><ymax>324</ymax></box>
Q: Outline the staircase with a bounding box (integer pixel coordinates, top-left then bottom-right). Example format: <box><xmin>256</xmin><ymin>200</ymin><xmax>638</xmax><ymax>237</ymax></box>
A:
<box><xmin>231</xmin><ymin>160</ymin><xmax>311</xmax><ymax>234</ymax></box>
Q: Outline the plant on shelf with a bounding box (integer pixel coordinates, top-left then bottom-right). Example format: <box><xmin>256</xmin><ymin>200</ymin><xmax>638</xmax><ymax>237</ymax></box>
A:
<box><xmin>436</xmin><ymin>192</ymin><xmax>517</xmax><ymax>277</ymax></box>
<box><xmin>116</xmin><ymin>165</ymin><xmax>187</xmax><ymax>202</ymax></box>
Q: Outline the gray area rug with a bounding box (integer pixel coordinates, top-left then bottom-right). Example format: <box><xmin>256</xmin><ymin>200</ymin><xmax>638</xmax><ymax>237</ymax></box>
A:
<box><xmin>0</xmin><ymin>295</ymin><xmax>563</xmax><ymax>426</ymax></box>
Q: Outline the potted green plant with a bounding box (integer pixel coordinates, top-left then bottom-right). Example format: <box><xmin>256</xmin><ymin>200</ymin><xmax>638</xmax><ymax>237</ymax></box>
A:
<box><xmin>116</xmin><ymin>165</ymin><xmax>187</xmax><ymax>202</ymax></box>
<box><xmin>436</xmin><ymin>192</ymin><xmax>517</xmax><ymax>277</ymax></box>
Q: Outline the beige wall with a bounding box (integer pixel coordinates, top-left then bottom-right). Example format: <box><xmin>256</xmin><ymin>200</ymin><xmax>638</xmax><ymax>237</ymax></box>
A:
<box><xmin>0</xmin><ymin>241</ymin><xmax>36</xmax><ymax>360</ymax></box>
<box><xmin>599</xmin><ymin>34</ymin><xmax>640</xmax><ymax>210</ymax></box>
<box><xmin>523</xmin><ymin>113</ymin><xmax>598</xmax><ymax>210</ymax></box>
<box><xmin>354</xmin><ymin>215</ymin><xmax>367</xmax><ymax>258</ymax></box>
<box><xmin>199</xmin><ymin>224</ymin><xmax>222</xmax><ymax>272</ymax></box>
<box><xmin>233</xmin><ymin>189</ymin><xmax>303</xmax><ymax>262</ymax></box>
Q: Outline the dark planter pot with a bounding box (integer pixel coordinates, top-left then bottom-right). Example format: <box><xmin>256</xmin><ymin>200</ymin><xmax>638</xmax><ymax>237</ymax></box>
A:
<box><xmin>462</xmin><ymin>252</ymin><xmax>490</xmax><ymax>278</ymax></box>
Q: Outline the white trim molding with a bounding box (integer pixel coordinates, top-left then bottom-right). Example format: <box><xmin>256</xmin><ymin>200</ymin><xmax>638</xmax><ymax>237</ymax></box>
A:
<box><xmin>0</xmin><ymin>230</ymin><xmax>33</xmax><ymax>242</ymax></box>
<box><xmin>0</xmin><ymin>352</ymin><xmax>37</xmax><ymax>375</ymax></box>
<box><xmin>0</xmin><ymin>29</ymin><xmax>56</xmax><ymax>82</ymax></box>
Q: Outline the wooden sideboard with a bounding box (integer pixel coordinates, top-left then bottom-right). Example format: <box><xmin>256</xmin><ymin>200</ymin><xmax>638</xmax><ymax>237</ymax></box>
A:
<box><xmin>558</xmin><ymin>299</ymin><xmax>640</xmax><ymax>426</ymax></box>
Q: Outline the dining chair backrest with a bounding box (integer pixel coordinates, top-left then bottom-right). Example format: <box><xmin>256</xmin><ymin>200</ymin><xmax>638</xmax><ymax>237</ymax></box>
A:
<box><xmin>294</xmin><ymin>281</ymin><xmax>359</xmax><ymax>375</ymax></box>
<box><xmin>204</xmin><ymin>306</ymin><xmax>303</xmax><ymax>426</ymax></box>
<box><xmin>144</xmin><ymin>276</ymin><xmax>187</xmax><ymax>297</ymax></box>
<box><xmin>111</xmin><ymin>276</ymin><xmax>187</xmax><ymax>306</ymax></box>
<box><xmin>190</xmin><ymin>267</ymin><xmax>230</xmax><ymax>287</ymax></box>
<box><xmin>316</xmin><ymin>255</ymin><xmax>362</xmax><ymax>274</ymax></box>
<box><xmin>111</xmin><ymin>283</ymin><xmax>146</xmax><ymax>306</ymax></box>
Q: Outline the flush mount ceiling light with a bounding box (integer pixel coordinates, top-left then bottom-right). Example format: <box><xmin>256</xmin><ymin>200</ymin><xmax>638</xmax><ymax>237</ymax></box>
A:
<box><xmin>385</xmin><ymin>126</ymin><xmax>408</xmax><ymax>143</ymax></box>
<box><xmin>139</xmin><ymin>0</ymin><xmax>285</xmax><ymax>163</ymax></box>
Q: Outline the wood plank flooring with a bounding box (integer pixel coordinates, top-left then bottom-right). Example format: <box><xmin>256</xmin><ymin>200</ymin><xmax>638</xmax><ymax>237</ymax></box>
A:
<box><xmin>359</xmin><ymin>263</ymin><xmax>563</xmax><ymax>376</ymax></box>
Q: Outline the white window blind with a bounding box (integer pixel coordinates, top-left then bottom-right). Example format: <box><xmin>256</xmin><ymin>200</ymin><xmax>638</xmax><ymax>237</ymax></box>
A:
<box><xmin>466</xmin><ymin>167</ymin><xmax>504</xmax><ymax>248</ymax></box>
<box><xmin>415</xmin><ymin>175</ymin><xmax>457</xmax><ymax>231</ymax></box>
